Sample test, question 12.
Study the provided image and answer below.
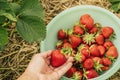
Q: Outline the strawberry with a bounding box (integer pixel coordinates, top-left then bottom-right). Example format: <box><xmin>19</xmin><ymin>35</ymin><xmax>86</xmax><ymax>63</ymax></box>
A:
<box><xmin>104</xmin><ymin>40</ymin><xmax>113</xmax><ymax>49</ymax></box>
<box><xmin>81</xmin><ymin>48</ymin><xmax>90</xmax><ymax>58</ymax></box>
<box><xmin>74</xmin><ymin>52</ymin><xmax>86</xmax><ymax>63</ymax></box>
<box><xmin>97</xmin><ymin>45</ymin><xmax>106</xmax><ymax>56</ymax></box>
<box><xmin>92</xmin><ymin>57</ymin><xmax>103</xmax><ymax>71</ymax></box>
<box><xmin>83</xmin><ymin>58</ymin><xmax>94</xmax><ymax>69</ymax></box>
<box><xmin>74</xmin><ymin>25</ymin><xmax>84</xmax><ymax>35</ymax></box>
<box><xmin>95</xmin><ymin>34</ymin><xmax>104</xmax><ymax>45</ymax></box>
<box><xmin>89</xmin><ymin>26</ymin><xmax>98</xmax><ymax>34</ymax></box>
<box><xmin>51</xmin><ymin>49</ymin><xmax>67</xmax><ymax>67</ymax></box>
<box><xmin>106</xmin><ymin>46</ymin><xmax>118</xmax><ymax>59</ymax></box>
<box><xmin>58</xmin><ymin>29</ymin><xmax>67</xmax><ymax>40</ymax></box>
<box><xmin>69</xmin><ymin>35</ymin><xmax>82</xmax><ymax>49</ymax></box>
<box><xmin>101</xmin><ymin>66</ymin><xmax>109</xmax><ymax>71</ymax></box>
<box><xmin>73</xmin><ymin>71</ymin><xmax>83</xmax><ymax>80</ymax></box>
<box><xmin>80</xmin><ymin>14</ymin><xmax>94</xmax><ymax>30</ymax></box>
<box><xmin>89</xmin><ymin>45</ymin><xmax>100</xmax><ymax>57</ymax></box>
<box><xmin>63</xmin><ymin>39</ymin><xmax>69</xmax><ymax>43</ymax></box>
<box><xmin>92</xmin><ymin>57</ymin><xmax>103</xmax><ymax>64</ymax></box>
<box><xmin>63</xmin><ymin>42</ymin><xmax>72</xmax><ymax>48</ymax></box>
<box><xmin>66</xmin><ymin>67</ymin><xmax>77</xmax><ymax>78</ymax></box>
<box><xmin>101</xmin><ymin>26</ymin><xmax>113</xmax><ymax>38</ymax></box>
<box><xmin>86</xmin><ymin>69</ymin><xmax>98</xmax><ymax>79</ymax></box>
<box><xmin>102</xmin><ymin>57</ymin><xmax>112</xmax><ymax>66</ymax></box>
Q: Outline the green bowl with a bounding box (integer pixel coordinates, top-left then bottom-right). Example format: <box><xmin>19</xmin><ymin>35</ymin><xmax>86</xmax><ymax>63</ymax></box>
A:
<box><xmin>40</xmin><ymin>5</ymin><xmax>120</xmax><ymax>80</ymax></box>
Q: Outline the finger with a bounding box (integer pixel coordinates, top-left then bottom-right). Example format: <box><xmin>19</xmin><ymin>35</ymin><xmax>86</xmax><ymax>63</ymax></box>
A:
<box><xmin>40</xmin><ymin>50</ymin><xmax>52</xmax><ymax>58</ymax></box>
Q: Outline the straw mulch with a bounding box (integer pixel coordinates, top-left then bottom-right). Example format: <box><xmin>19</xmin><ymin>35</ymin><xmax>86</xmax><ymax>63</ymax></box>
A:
<box><xmin>0</xmin><ymin>0</ymin><xmax>120</xmax><ymax>80</ymax></box>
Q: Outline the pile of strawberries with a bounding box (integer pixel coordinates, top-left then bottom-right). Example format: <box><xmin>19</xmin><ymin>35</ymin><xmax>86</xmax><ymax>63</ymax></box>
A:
<box><xmin>50</xmin><ymin>14</ymin><xmax>118</xmax><ymax>80</ymax></box>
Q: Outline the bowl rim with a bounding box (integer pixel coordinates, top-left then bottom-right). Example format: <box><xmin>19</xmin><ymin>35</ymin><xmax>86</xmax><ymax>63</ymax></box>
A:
<box><xmin>40</xmin><ymin>5</ymin><xmax>120</xmax><ymax>80</ymax></box>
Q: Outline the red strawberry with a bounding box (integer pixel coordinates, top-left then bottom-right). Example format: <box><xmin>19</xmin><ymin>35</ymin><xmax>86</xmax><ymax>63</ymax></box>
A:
<box><xmin>86</xmin><ymin>69</ymin><xmax>98</xmax><ymax>79</ymax></box>
<box><xmin>74</xmin><ymin>25</ymin><xmax>84</xmax><ymax>35</ymax></box>
<box><xmin>98</xmin><ymin>45</ymin><xmax>106</xmax><ymax>56</ymax></box>
<box><xmin>58</xmin><ymin>29</ymin><xmax>67</xmax><ymax>40</ymax></box>
<box><xmin>101</xmin><ymin>26</ymin><xmax>113</xmax><ymax>38</ymax></box>
<box><xmin>63</xmin><ymin>42</ymin><xmax>72</xmax><ymax>48</ymax></box>
<box><xmin>104</xmin><ymin>41</ymin><xmax>113</xmax><ymax>49</ymax></box>
<box><xmin>101</xmin><ymin>66</ymin><xmax>109</xmax><ymax>71</ymax></box>
<box><xmin>81</xmin><ymin>48</ymin><xmax>90</xmax><ymax>58</ymax></box>
<box><xmin>69</xmin><ymin>35</ymin><xmax>82</xmax><ymax>49</ymax></box>
<box><xmin>95</xmin><ymin>34</ymin><xmax>104</xmax><ymax>45</ymax></box>
<box><xmin>80</xmin><ymin>14</ymin><xmax>94</xmax><ymax>30</ymax></box>
<box><xmin>74</xmin><ymin>52</ymin><xmax>86</xmax><ymax>63</ymax></box>
<box><xmin>89</xmin><ymin>26</ymin><xmax>98</xmax><ymax>34</ymax></box>
<box><xmin>102</xmin><ymin>57</ymin><xmax>112</xmax><ymax>66</ymax></box>
<box><xmin>83</xmin><ymin>58</ymin><xmax>94</xmax><ymax>69</ymax></box>
<box><xmin>92</xmin><ymin>57</ymin><xmax>103</xmax><ymax>71</ymax></box>
<box><xmin>73</xmin><ymin>71</ymin><xmax>83</xmax><ymax>80</ymax></box>
<box><xmin>106</xmin><ymin>46</ymin><xmax>118</xmax><ymax>59</ymax></box>
<box><xmin>89</xmin><ymin>45</ymin><xmax>100</xmax><ymax>57</ymax></box>
<box><xmin>66</xmin><ymin>67</ymin><xmax>77</xmax><ymax>78</ymax></box>
<box><xmin>51</xmin><ymin>49</ymin><xmax>67</xmax><ymax>67</ymax></box>
<box><xmin>63</xmin><ymin>39</ymin><xmax>69</xmax><ymax>43</ymax></box>
<box><xmin>92</xmin><ymin>57</ymin><xmax>103</xmax><ymax>64</ymax></box>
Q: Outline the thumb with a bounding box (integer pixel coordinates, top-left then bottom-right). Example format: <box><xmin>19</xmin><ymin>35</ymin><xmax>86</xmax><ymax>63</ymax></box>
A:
<box><xmin>50</xmin><ymin>57</ymin><xmax>73</xmax><ymax>79</ymax></box>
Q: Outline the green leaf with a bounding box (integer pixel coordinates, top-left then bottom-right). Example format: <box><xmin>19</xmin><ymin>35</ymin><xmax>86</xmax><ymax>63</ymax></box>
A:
<box><xmin>109</xmin><ymin>0</ymin><xmax>120</xmax><ymax>3</ymax></box>
<box><xmin>111</xmin><ymin>3</ymin><xmax>120</xmax><ymax>12</ymax></box>
<box><xmin>0</xmin><ymin>27</ymin><xmax>8</xmax><ymax>46</ymax></box>
<box><xmin>0</xmin><ymin>0</ymin><xmax>17</xmax><ymax>21</ymax></box>
<box><xmin>18</xmin><ymin>0</ymin><xmax>44</xmax><ymax>19</ymax></box>
<box><xmin>16</xmin><ymin>15</ymin><xmax>46</xmax><ymax>42</ymax></box>
<box><xmin>0</xmin><ymin>10</ymin><xmax>17</xmax><ymax>21</ymax></box>
<box><xmin>10</xmin><ymin>3</ymin><xmax>21</xmax><ymax>15</ymax></box>
<box><xmin>0</xmin><ymin>16</ymin><xmax>6</xmax><ymax>24</ymax></box>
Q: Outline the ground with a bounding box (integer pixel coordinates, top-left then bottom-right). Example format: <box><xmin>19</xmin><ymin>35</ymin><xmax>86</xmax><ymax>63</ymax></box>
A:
<box><xmin>0</xmin><ymin>0</ymin><xmax>120</xmax><ymax>80</ymax></box>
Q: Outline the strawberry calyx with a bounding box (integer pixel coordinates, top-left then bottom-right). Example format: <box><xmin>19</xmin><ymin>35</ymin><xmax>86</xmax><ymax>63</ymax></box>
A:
<box><xmin>74</xmin><ymin>52</ymin><xmax>82</xmax><ymax>63</ymax></box>
<box><xmin>67</xmin><ymin>28</ymin><xmax>73</xmax><ymax>36</ymax></box>
<box><xmin>83</xmin><ymin>33</ymin><xmax>95</xmax><ymax>45</ymax></box>
<box><xmin>56</xmin><ymin>40</ymin><xmax>63</xmax><ymax>48</ymax></box>
<box><xmin>107</xmin><ymin>55</ymin><xmax>116</xmax><ymax>62</ymax></box>
<box><xmin>109</xmin><ymin>32</ymin><xmax>116</xmax><ymax>41</ymax></box>
<box><xmin>61</xmin><ymin>47</ymin><xmax>73</xmax><ymax>56</ymax></box>
<box><xmin>72</xmin><ymin>71</ymin><xmax>82</xmax><ymax>80</ymax></box>
<box><xmin>94</xmin><ymin>60</ymin><xmax>103</xmax><ymax>72</ymax></box>
<box><xmin>77</xmin><ymin>44</ymin><xmax>86</xmax><ymax>51</ymax></box>
<box><xmin>82</xmin><ymin>68</ymin><xmax>89</xmax><ymax>79</ymax></box>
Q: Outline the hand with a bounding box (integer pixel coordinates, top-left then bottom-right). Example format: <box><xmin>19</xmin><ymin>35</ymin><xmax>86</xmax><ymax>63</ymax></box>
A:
<box><xmin>17</xmin><ymin>50</ymin><xmax>73</xmax><ymax>80</ymax></box>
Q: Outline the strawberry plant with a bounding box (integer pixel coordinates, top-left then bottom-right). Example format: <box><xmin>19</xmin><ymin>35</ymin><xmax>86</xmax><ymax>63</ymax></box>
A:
<box><xmin>0</xmin><ymin>0</ymin><xmax>46</xmax><ymax>51</ymax></box>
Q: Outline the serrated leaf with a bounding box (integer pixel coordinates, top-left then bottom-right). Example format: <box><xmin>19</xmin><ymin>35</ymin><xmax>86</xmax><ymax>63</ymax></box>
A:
<box><xmin>111</xmin><ymin>3</ymin><xmax>120</xmax><ymax>12</ymax></box>
<box><xmin>0</xmin><ymin>10</ymin><xmax>17</xmax><ymax>21</ymax></box>
<box><xmin>0</xmin><ymin>0</ymin><xmax>17</xmax><ymax>21</ymax></box>
<box><xmin>0</xmin><ymin>27</ymin><xmax>8</xmax><ymax>46</ymax></box>
<box><xmin>109</xmin><ymin>0</ymin><xmax>120</xmax><ymax>3</ymax></box>
<box><xmin>18</xmin><ymin>0</ymin><xmax>44</xmax><ymax>19</ymax></box>
<box><xmin>16</xmin><ymin>15</ymin><xmax>46</xmax><ymax>42</ymax></box>
<box><xmin>10</xmin><ymin>3</ymin><xmax>21</xmax><ymax>15</ymax></box>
